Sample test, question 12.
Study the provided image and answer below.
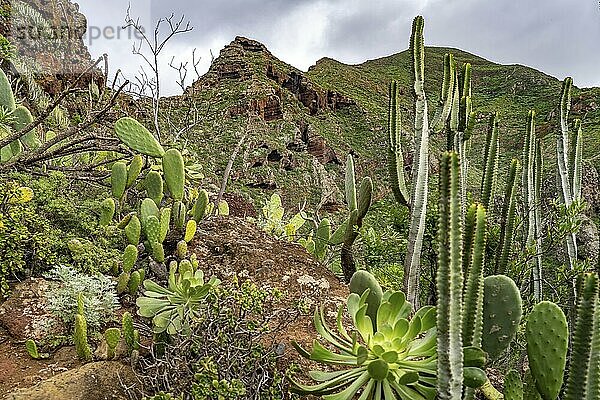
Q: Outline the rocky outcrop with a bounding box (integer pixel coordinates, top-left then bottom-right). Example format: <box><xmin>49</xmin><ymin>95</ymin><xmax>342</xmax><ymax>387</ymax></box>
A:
<box><xmin>287</xmin><ymin>121</ymin><xmax>340</xmax><ymax>165</ymax></box>
<box><xmin>0</xmin><ymin>0</ymin><xmax>100</xmax><ymax>94</ymax></box>
<box><xmin>6</xmin><ymin>361</ymin><xmax>139</xmax><ymax>400</ymax></box>
<box><xmin>266</xmin><ymin>62</ymin><xmax>355</xmax><ymax>115</ymax></box>
<box><xmin>0</xmin><ymin>278</ymin><xmax>67</xmax><ymax>346</ymax></box>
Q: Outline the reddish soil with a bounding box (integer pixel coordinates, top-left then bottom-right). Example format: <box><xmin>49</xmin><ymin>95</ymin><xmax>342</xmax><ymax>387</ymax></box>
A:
<box><xmin>0</xmin><ymin>329</ymin><xmax>82</xmax><ymax>397</ymax></box>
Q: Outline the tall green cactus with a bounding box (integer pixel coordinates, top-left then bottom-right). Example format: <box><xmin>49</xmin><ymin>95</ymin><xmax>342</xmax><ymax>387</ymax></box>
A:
<box><xmin>533</xmin><ymin>139</ymin><xmax>544</xmax><ymax>301</ymax></box>
<box><xmin>496</xmin><ymin>159</ymin><xmax>520</xmax><ymax>274</ymax></box>
<box><xmin>564</xmin><ymin>273</ymin><xmax>598</xmax><ymax>400</ymax></box>
<box><xmin>340</xmin><ymin>154</ymin><xmax>372</xmax><ymax>282</ymax></box>
<box><xmin>462</xmin><ymin>204</ymin><xmax>486</xmax><ymax>349</ymax></box>
<box><xmin>388</xmin><ymin>81</ymin><xmax>409</xmax><ymax>207</ymax></box>
<box><xmin>436</xmin><ymin>151</ymin><xmax>464</xmax><ymax>399</ymax></box>
<box><xmin>480</xmin><ymin>113</ymin><xmax>500</xmax><ymax>210</ymax></box>
<box><xmin>522</xmin><ymin>111</ymin><xmax>542</xmax><ymax>301</ymax></box>
<box><xmin>403</xmin><ymin>15</ymin><xmax>430</xmax><ymax>309</ymax></box>
<box><xmin>556</xmin><ymin>77</ymin><xmax>579</xmax><ymax>273</ymax></box>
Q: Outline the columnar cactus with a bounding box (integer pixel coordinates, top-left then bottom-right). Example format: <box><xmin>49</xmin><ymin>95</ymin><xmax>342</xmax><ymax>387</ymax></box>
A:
<box><xmin>480</xmin><ymin>113</ymin><xmax>499</xmax><ymax>210</ymax></box>
<box><xmin>556</xmin><ymin>77</ymin><xmax>580</xmax><ymax>272</ymax></box>
<box><xmin>387</xmin><ymin>80</ymin><xmax>409</xmax><ymax>207</ymax></box>
<box><xmin>496</xmin><ymin>159</ymin><xmax>520</xmax><ymax>274</ymax></box>
<box><xmin>564</xmin><ymin>273</ymin><xmax>598</xmax><ymax>400</ymax></box>
<box><xmin>403</xmin><ymin>15</ymin><xmax>430</xmax><ymax>309</ymax></box>
<box><xmin>436</xmin><ymin>151</ymin><xmax>464</xmax><ymax>399</ymax></box>
<box><xmin>340</xmin><ymin>154</ymin><xmax>372</xmax><ymax>282</ymax></box>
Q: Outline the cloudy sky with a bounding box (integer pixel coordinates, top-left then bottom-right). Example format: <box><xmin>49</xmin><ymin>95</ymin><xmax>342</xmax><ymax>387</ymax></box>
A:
<box><xmin>77</xmin><ymin>0</ymin><xmax>600</xmax><ymax>96</ymax></box>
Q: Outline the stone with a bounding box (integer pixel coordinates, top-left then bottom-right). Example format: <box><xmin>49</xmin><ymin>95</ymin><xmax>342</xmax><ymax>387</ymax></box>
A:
<box><xmin>0</xmin><ymin>278</ymin><xmax>67</xmax><ymax>346</ymax></box>
<box><xmin>5</xmin><ymin>361</ymin><xmax>140</xmax><ymax>400</ymax></box>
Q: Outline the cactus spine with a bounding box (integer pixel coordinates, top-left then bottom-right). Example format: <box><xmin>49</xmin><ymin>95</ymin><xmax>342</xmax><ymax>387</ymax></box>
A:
<box><xmin>436</xmin><ymin>151</ymin><xmax>463</xmax><ymax>399</ymax></box>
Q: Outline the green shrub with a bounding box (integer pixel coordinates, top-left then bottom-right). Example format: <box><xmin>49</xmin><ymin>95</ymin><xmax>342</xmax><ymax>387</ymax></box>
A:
<box><xmin>137</xmin><ymin>277</ymin><xmax>290</xmax><ymax>400</ymax></box>
<box><xmin>44</xmin><ymin>265</ymin><xmax>119</xmax><ymax>332</ymax></box>
<box><xmin>0</xmin><ymin>180</ymin><xmax>59</xmax><ymax>296</ymax></box>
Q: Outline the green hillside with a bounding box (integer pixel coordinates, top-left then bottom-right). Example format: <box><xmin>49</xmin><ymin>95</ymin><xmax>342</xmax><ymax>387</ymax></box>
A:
<box><xmin>163</xmin><ymin>37</ymin><xmax>600</xmax><ymax>212</ymax></box>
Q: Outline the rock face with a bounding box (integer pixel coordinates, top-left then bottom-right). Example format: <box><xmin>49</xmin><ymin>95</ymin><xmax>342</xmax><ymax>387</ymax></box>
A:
<box><xmin>266</xmin><ymin>62</ymin><xmax>355</xmax><ymax>115</ymax></box>
<box><xmin>189</xmin><ymin>36</ymin><xmax>354</xmax><ymax>121</ymax></box>
<box><xmin>6</xmin><ymin>361</ymin><xmax>139</xmax><ymax>400</ymax></box>
<box><xmin>0</xmin><ymin>0</ymin><xmax>100</xmax><ymax>94</ymax></box>
<box><xmin>0</xmin><ymin>278</ymin><xmax>67</xmax><ymax>345</ymax></box>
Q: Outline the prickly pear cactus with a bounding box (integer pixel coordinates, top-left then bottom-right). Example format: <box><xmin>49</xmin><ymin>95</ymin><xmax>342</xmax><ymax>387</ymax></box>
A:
<box><xmin>140</xmin><ymin>198</ymin><xmax>160</xmax><ymax>228</ymax></box>
<box><xmin>104</xmin><ymin>327</ymin><xmax>121</xmax><ymax>359</ymax></box>
<box><xmin>504</xmin><ymin>370</ymin><xmax>524</xmax><ymax>400</ymax></box>
<box><xmin>25</xmin><ymin>339</ymin><xmax>40</xmax><ymax>359</ymax></box>
<box><xmin>127</xmin><ymin>155</ymin><xmax>144</xmax><ymax>188</ymax></box>
<box><xmin>115</xmin><ymin>117</ymin><xmax>165</xmax><ymax>158</ymax></box>
<box><xmin>116</xmin><ymin>272</ymin><xmax>130</xmax><ymax>295</ymax></box>
<box><xmin>125</xmin><ymin>215</ymin><xmax>141</xmax><ymax>245</ymax></box>
<box><xmin>172</xmin><ymin>201</ymin><xmax>186</xmax><ymax>230</ymax></box>
<box><xmin>152</xmin><ymin>242</ymin><xmax>165</xmax><ymax>263</ymax></box>
<box><xmin>0</xmin><ymin>69</ymin><xmax>16</xmax><ymax>112</ymax></box>
<box><xmin>145</xmin><ymin>215</ymin><xmax>161</xmax><ymax>244</ymax></box>
<box><xmin>128</xmin><ymin>270</ymin><xmax>141</xmax><ymax>295</ymax></box>
<box><xmin>99</xmin><ymin>198</ymin><xmax>116</xmax><ymax>226</ymax></box>
<box><xmin>176</xmin><ymin>240</ymin><xmax>188</xmax><ymax>259</ymax></box>
<box><xmin>145</xmin><ymin>171</ymin><xmax>164</xmax><ymax>206</ymax></box>
<box><xmin>159</xmin><ymin>208</ymin><xmax>171</xmax><ymax>243</ymax></box>
<box><xmin>526</xmin><ymin>301</ymin><xmax>568</xmax><ymax>400</ymax></box>
<box><xmin>74</xmin><ymin>314</ymin><xmax>92</xmax><ymax>361</ymax></box>
<box><xmin>111</xmin><ymin>162</ymin><xmax>127</xmax><ymax>199</ymax></box>
<box><xmin>184</xmin><ymin>220</ymin><xmax>197</xmax><ymax>243</ymax></box>
<box><xmin>122</xmin><ymin>312</ymin><xmax>135</xmax><ymax>354</ymax></box>
<box><xmin>163</xmin><ymin>148</ymin><xmax>185</xmax><ymax>201</ymax></box>
<box><xmin>123</xmin><ymin>244</ymin><xmax>138</xmax><ymax>273</ymax></box>
<box><xmin>349</xmin><ymin>270</ymin><xmax>383</xmax><ymax>325</ymax></box>
<box><xmin>193</xmin><ymin>189</ymin><xmax>209</xmax><ymax>222</ymax></box>
<box><xmin>481</xmin><ymin>275</ymin><xmax>522</xmax><ymax>360</ymax></box>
